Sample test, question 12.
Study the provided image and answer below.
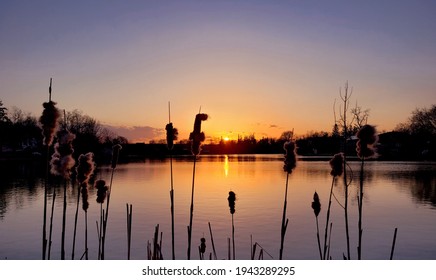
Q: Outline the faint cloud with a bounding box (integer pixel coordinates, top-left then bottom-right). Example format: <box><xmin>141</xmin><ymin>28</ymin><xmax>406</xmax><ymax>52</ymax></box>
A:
<box><xmin>269</xmin><ymin>124</ymin><xmax>278</xmax><ymax>128</ymax></box>
<box><xmin>105</xmin><ymin>125</ymin><xmax>164</xmax><ymax>143</ymax></box>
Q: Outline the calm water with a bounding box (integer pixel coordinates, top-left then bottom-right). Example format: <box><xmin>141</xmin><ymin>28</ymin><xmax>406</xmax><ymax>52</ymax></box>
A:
<box><xmin>1</xmin><ymin>155</ymin><xmax>435</xmax><ymax>260</ymax></box>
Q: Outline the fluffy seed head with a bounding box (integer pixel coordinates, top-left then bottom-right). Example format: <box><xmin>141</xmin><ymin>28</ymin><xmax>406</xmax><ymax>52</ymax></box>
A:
<box><xmin>76</xmin><ymin>152</ymin><xmax>95</xmax><ymax>185</ymax></box>
<box><xmin>189</xmin><ymin>113</ymin><xmax>208</xmax><ymax>156</ymax></box>
<box><xmin>39</xmin><ymin>101</ymin><xmax>60</xmax><ymax>146</ymax></box>
<box><xmin>283</xmin><ymin>141</ymin><xmax>297</xmax><ymax>173</ymax></box>
<box><xmin>356</xmin><ymin>125</ymin><xmax>378</xmax><ymax>159</ymax></box>
<box><xmin>165</xmin><ymin>123</ymin><xmax>178</xmax><ymax>150</ymax></box>
<box><xmin>329</xmin><ymin>153</ymin><xmax>344</xmax><ymax>177</ymax></box>
<box><xmin>95</xmin><ymin>179</ymin><xmax>108</xmax><ymax>204</ymax></box>
<box><xmin>50</xmin><ymin>130</ymin><xmax>76</xmax><ymax>178</ymax></box>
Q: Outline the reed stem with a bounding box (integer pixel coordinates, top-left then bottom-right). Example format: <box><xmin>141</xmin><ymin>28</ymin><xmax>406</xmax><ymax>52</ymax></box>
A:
<box><xmin>279</xmin><ymin>172</ymin><xmax>290</xmax><ymax>260</ymax></box>
<box><xmin>47</xmin><ymin>188</ymin><xmax>56</xmax><ymax>260</ymax></box>
<box><xmin>61</xmin><ymin>180</ymin><xmax>67</xmax><ymax>260</ymax></box>
<box><xmin>357</xmin><ymin>158</ymin><xmax>365</xmax><ymax>260</ymax></box>
<box><xmin>231</xmin><ymin>214</ymin><xmax>235</xmax><ymax>260</ymax></box>
<box><xmin>187</xmin><ymin>156</ymin><xmax>197</xmax><ymax>260</ymax></box>
<box><xmin>126</xmin><ymin>203</ymin><xmax>133</xmax><ymax>260</ymax></box>
<box><xmin>315</xmin><ymin>216</ymin><xmax>322</xmax><ymax>259</ymax></box>
<box><xmin>71</xmin><ymin>184</ymin><xmax>80</xmax><ymax>259</ymax></box>
<box><xmin>42</xmin><ymin>146</ymin><xmax>50</xmax><ymax>260</ymax></box>
<box><xmin>323</xmin><ymin>177</ymin><xmax>336</xmax><ymax>260</ymax></box>
<box><xmin>208</xmin><ymin>222</ymin><xmax>217</xmax><ymax>260</ymax></box>
<box><xmin>390</xmin><ymin>227</ymin><xmax>398</xmax><ymax>260</ymax></box>
<box><xmin>169</xmin><ymin>153</ymin><xmax>175</xmax><ymax>260</ymax></box>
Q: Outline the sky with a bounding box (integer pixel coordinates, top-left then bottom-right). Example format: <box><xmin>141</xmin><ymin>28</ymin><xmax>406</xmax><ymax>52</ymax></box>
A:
<box><xmin>1</xmin><ymin>0</ymin><xmax>436</xmax><ymax>143</ymax></box>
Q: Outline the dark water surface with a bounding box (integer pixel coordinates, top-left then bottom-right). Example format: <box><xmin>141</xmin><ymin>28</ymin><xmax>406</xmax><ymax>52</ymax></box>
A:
<box><xmin>1</xmin><ymin>155</ymin><xmax>435</xmax><ymax>260</ymax></box>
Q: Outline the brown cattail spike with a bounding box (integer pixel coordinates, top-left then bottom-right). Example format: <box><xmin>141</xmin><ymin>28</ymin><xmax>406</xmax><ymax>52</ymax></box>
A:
<box><xmin>95</xmin><ymin>180</ymin><xmax>108</xmax><ymax>204</ymax></box>
<box><xmin>200</xmin><ymin>237</ymin><xmax>206</xmax><ymax>254</ymax></box>
<box><xmin>76</xmin><ymin>153</ymin><xmax>95</xmax><ymax>185</ymax></box>
<box><xmin>329</xmin><ymin>153</ymin><xmax>344</xmax><ymax>177</ymax></box>
<box><xmin>165</xmin><ymin>123</ymin><xmax>178</xmax><ymax>150</ymax></box>
<box><xmin>283</xmin><ymin>140</ymin><xmax>297</xmax><ymax>173</ymax></box>
<box><xmin>81</xmin><ymin>184</ymin><xmax>89</xmax><ymax>212</ymax></box>
<box><xmin>311</xmin><ymin>191</ymin><xmax>321</xmax><ymax>217</ymax></box>
<box><xmin>356</xmin><ymin>125</ymin><xmax>378</xmax><ymax>159</ymax></box>
<box><xmin>50</xmin><ymin>130</ymin><xmax>76</xmax><ymax>178</ymax></box>
<box><xmin>189</xmin><ymin>113</ymin><xmax>208</xmax><ymax>156</ymax></box>
<box><xmin>228</xmin><ymin>191</ymin><xmax>236</xmax><ymax>214</ymax></box>
<box><xmin>39</xmin><ymin>101</ymin><xmax>60</xmax><ymax>146</ymax></box>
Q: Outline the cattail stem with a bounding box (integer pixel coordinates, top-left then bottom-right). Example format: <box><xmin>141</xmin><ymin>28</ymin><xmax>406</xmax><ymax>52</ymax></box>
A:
<box><xmin>390</xmin><ymin>227</ymin><xmax>398</xmax><ymax>260</ymax></box>
<box><xmin>47</xmin><ymin>188</ymin><xmax>56</xmax><ymax>260</ymax></box>
<box><xmin>101</xmin><ymin>166</ymin><xmax>115</xmax><ymax>260</ymax></box>
<box><xmin>84</xmin><ymin>211</ymin><xmax>88</xmax><ymax>260</ymax></box>
<box><xmin>71</xmin><ymin>185</ymin><xmax>81</xmax><ymax>259</ymax></box>
<box><xmin>279</xmin><ymin>172</ymin><xmax>290</xmax><ymax>260</ymax></box>
<box><xmin>126</xmin><ymin>203</ymin><xmax>133</xmax><ymax>260</ymax></box>
<box><xmin>323</xmin><ymin>177</ymin><xmax>336</xmax><ymax>260</ymax></box>
<box><xmin>42</xmin><ymin>146</ymin><xmax>50</xmax><ymax>260</ymax></box>
<box><xmin>61</xmin><ymin>180</ymin><xmax>67</xmax><ymax>260</ymax></box>
<box><xmin>231</xmin><ymin>214</ymin><xmax>235</xmax><ymax>260</ymax></box>
<box><xmin>357</xmin><ymin>158</ymin><xmax>365</xmax><ymax>260</ymax></box>
<box><xmin>208</xmin><ymin>222</ymin><xmax>217</xmax><ymax>260</ymax></box>
<box><xmin>169</xmin><ymin>153</ymin><xmax>175</xmax><ymax>260</ymax></box>
<box><xmin>187</xmin><ymin>156</ymin><xmax>197</xmax><ymax>260</ymax></box>
<box><xmin>315</xmin><ymin>216</ymin><xmax>322</xmax><ymax>260</ymax></box>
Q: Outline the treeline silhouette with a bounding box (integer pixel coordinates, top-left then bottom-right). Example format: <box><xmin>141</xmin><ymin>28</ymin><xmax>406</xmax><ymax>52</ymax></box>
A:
<box><xmin>1</xmin><ymin>101</ymin><xmax>435</xmax><ymax>162</ymax></box>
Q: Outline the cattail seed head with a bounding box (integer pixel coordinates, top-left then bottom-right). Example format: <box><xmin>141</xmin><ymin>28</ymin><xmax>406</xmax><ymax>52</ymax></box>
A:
<box><xmin>189</xmin><ymin>113</ymin><xmax>208</xmax><ymax>156</ymax></box>
<box><xmin>329</xmin><ymin>153</ymin><xmax>344</xmax><ymax>177</ymax></box>
<box><xmin>200</xmin><ymin>237</ymin><xmax>206</xmax><ymax>254</ymax></box>
<box><xmin>356</xmin><ymin>125</ymin><xmax>378</xmax><ymax>159</ymax></box>
<box><xmin>39</xmin><ymin>101</ymin><xmax>60</xmax><ymax>146</ymax></box>
<box><xmin>311</xmin><ymin>191</ymin><xmax>321</xmax><ymax>217</ymax></box>
<box><xmin>95</xmin><ymin>179</ymin><xmax>108</xmax><ymax>204</ymax></box>
<box><xmin>76</xmin><ymin>152</ymin><xmax>95</xmax><ymax>185</ymax></box>
<box><xmin>165</xmin><ymin>123</ymin><xmax>178</xmax><ymax>150</ymax></box>
<box><xmin>81</xmin><ymin>183</ymin><xmax>89</xmax><ymax>212</ymax></box>
<box><xmin>283</xmin><ymin>140</ymin><xmax>297</xmax><ymax>173</ymax></box>
<box><xmin>111</xmin><ymin>144</ymin><xmax>122</xmax><ymax>169</ymax></box>
<box><xmin>50</xmin><ymin>129</ymin><xmax>76</xmax><ymax>179</ymax></box>
<box><xmin>228</xmin><ymin>191</ymin><xmax>236</xmax><ymax>214</ymax></box>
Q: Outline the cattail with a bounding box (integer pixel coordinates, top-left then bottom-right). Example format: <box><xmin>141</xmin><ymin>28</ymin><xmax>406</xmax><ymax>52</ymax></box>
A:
<box><xmin>95</xmin><ymin>180</ymin><xmax>108</xmax><ymax>204</ymax></box>
<box><xmin>39</xmin><ymin>101</ymin><xmax>60</xmax><ymax>146</ymax></box>
<box><xmin>329</xmin><ymin>153</ymin><xmax>344</xmax><ymax>177</ymax></box>
<box><xmin>50</xmin><ymin>129</ymin><xmax>76</xmax><ymax>179</ymax></box>
<box><xmin>283</xmin><ymin>140</ymin><xmax>297</xmax><ymax>173</ymax></box>
<box><xmin>81</xmin><ymin>184</ymin><xmax>89</xmax><ymax>212</ymax></box>
<box><xmin>200</xmin><ymin>237</ymin><xmax>206</xmax><ymax>254</ymax></box>
<box><xmin>228</xmin><ymin>191</ymin><xmax>236</xmax><ymax>214</ymax></box>
<box><xmin>356</xmin><ymin>124</ymin><xmax>378</xmax><ymax>159</ymax></box>
<box><xmin>111</xmin><ymin>144</ymin><xmax>122</xmax><ymax>169</ymax></box>
<box><xmin>311</xmin><ymin>192</ymin><xmax>321</xmax><ymax>217</ymax></box>
<box><xmin>189</xmin><ymin>113</ymin><xmax>208</xmax><ymax>156</ymax></box>
<box><xmin>166</xmin><ymin>123</ymin><xmax>178</xmax><ymax>150</ymax></box>
<box><xmin>76</xmin><ymin>153</ymin><xmax>95</xmax><ymax>185</ymax></box>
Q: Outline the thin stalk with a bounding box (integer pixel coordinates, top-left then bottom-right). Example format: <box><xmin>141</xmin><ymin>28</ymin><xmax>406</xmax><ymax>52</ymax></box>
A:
<box><xmin>208</xmin><ymin>222</ymin><xmax>217</xmax><ymax>260</ymax></box>
<box><xmin>187</xmin><ymin>156</ymin><xmax>197</xmax><ymax>260</ymax></box>
<box><xmin>61</xmin><ymin>180</ymin><xmax>67</xmax><ymax>260</ymax></box>
<box><xmin>357</xmin><ymin>158</ymin><xmax>365</xmax><ymax>260</ymax></box>
<box><xmin>42</xmin><ymin>146</ymin><xmax>50</xmax><ymax>260</ymax></box>
<box><xmin>71</xmin><ymin>185</ymin><xmax>81</xmax><ymax>259</ymax></box>
<box><xmin>231</xmin><ymin>214</ymin><xmax>235</xmax><ymax>260</ymax></box>
<box><xmin>101</xmin><ymin>167</ymin><xmax>115</xmax><ymax>260</ymax></box>
<box><xmin>279</xmin><ymin>172</ymin><xmax>290</xmax><ymax>260</ymax></box>
<box><xmin>327</xmin><ymin>223</ymin><xmax>333</xmax><ymax>260</ymax></box>
<box><xmin>84</xmin><ymin>211</ymin><xmax>88</xmax><ymax>260</ymax></box>
<box><xmin>169</xmin><ymin>153</ymin><xmax>175</xmax><ymax>260</ymax></box>
<box><xmin>47</xmin><ymin>188</ymin><xmax>56</xmax><ymax>260</ymax></box>
<box><xmin>390</xmin><ymin>228</ymin><xmax>398</xmax><ymax>260</ymax></box>
<box><xmin>126</xmin><ymin>203</ymin><xmax>133</xmax><ymax>260</ymax></box>
<box><xmin>323</xmin><ymin>177</ymin><xmax>336</xmax><ymax>260</ymax></box>
<box><xmin>315</xmin><ymin>216</ymin><xmax>322</xmax><ymax>260</ymax></box>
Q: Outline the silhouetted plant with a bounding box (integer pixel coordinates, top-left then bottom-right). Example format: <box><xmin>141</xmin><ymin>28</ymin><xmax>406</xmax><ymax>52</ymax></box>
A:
<box><xmin>356</xmin><ymin>124</ymin><xmax>378</xmax><ymax>260</ymax></box>
<box><xmin>94</xmin><ymin>179</ymin><xmax>108</xmax><ymax>258</ymax></box>
<box><xmin>280</xmin><ymin>137</ymin><xmax>297</xmax><ymax>260</ymax></box>
<box><xmin>311</xmin><ymin>191</ymin><xmax>322</xmax><ymax>259</ymax></box>
<box><xmin>166</xmin><ymin>102</ymin><xmax>178</xmax><ymax>260</ymax></box>
<box><xmin>187</xmin><ymin>113</ymin><xmax>208</xmax><ymax>260</ymax></box>
<box><xmin>72</xmin><ymin>152</ymin><xmax>95</xmax><ymax>260</ymax></box>
<box><xmin>38</xmin><ymin>78</ymin><xmax>60</xmax><ymax>260</ymax></box>
<box><xmin>228</xmin><ymin>191</ymin><xmax>236</xmax><ymax>260</ymax></box>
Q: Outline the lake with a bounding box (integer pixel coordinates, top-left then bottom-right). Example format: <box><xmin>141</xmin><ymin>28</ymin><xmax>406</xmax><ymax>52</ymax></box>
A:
<box><xmin>1</xmin><ymin>155</ymin><xmax>435</xmax><ymax>260</ymax></box>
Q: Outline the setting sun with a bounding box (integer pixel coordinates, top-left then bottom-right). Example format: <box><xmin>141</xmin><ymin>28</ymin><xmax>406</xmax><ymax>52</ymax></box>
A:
<box><xmin>223</xmin><ymin>136</ymin><xmax>230</xmax><ymax>142</ymax></box>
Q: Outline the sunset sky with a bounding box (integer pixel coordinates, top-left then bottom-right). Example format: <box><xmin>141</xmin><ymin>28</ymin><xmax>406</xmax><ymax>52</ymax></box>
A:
<box><xmin>1</xmin><ymin>0</ymin><xmax>436</xmax><ymax>143</ymax></box>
